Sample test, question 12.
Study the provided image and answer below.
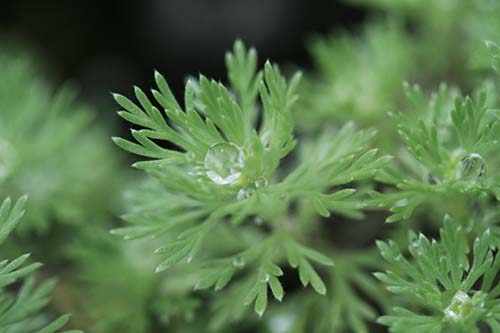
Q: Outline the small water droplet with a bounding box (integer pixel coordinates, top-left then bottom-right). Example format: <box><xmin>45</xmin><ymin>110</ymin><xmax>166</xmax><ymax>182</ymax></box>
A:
<box><xmin>237</xmin><ymin>188</ymin><xmax>256</xmax><ymax>201</ymax></box>
<box><xmin>186</xmin><ymin>151</ymin><xmax>195</xmax><ymax>162</ymax></box>
<box><xmin>394</xmin><ymin>199</ymin><xmax>409</xmax><ymax>207</ymax></box>
<box><xmin>445</xmin><ymin>308</ymin><xmax>458</xmax><ymax>319</ymax></box>
<box><xmin>205</xmin><ymin>142</ymin><xmax>245</xmax><ymax>185</ymax></box>
<box><xmin>254</xmin><ymin>176</ymin><xmax>269</xmax><ymax>188</ymax></box>
<box><xmin>232</xmin><ymin>256</ymin><xmax>245</xmax><ymax>268</ymax></box>
<box><xmin>260</xmin><ymin>274</ymin><xmax>270</xmax><ymax>283</ymax></box>
<box><xmin>254</xmin><ymin>216</ymin><xmax>263</xmax><ymax>225</ymax></box>
<box><xmin>456</xmin><ymin>153</ymin><xmax>486</xmax><ymax>181</ymax></box>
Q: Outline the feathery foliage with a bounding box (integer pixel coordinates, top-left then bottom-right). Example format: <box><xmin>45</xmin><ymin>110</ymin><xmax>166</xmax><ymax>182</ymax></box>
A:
<box><xmin>370</xmin><ymin>82</ymin><xmax>500</xmax><ymax>223</ymax></box>
<box><xmin>112</xmin><ymin>40</ymin><xmax>390</xmax><ymax>319</ymax></box>
<box><xmin>0</xmin><ymin>196</ymin><xmax>80</xmax><ymax>333</ymax></box>
<box><xmin>0</xmin><ymin>52</ymin><xmax>120</xmax><ymax>234</ymax></box>
<box><xmin>2</xmin><ymin>2</ymin><xmax>500</xmax><ymax>333</ymax></box>
<box><xmin>377</xmin><ymin>217</ymin><xmax>500</xmax><ymax>333</ymax></box>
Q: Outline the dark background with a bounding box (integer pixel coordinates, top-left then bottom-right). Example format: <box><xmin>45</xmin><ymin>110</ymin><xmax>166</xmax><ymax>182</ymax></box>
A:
<box><xmin>0</xmin><ymin>0</ymin><xmax>365</xmax><ymax>113</ymax></box>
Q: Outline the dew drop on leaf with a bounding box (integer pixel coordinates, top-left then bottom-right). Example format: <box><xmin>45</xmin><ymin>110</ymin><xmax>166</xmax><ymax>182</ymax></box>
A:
<box><xmin>232</xmin><ymin>255</ymin><xmax>245</xmax><ymax>268</ymax></box>
<box><xmin>260</xmin><ymin>274</ymin><xmax>270</xmax><ymax>283</ymax></box>
<box><xmin>237</xmin><ymin>188</ymin><xmax>256</xmax><ymax>201</ymax></box>
<box><xmin>444</xmin><ymin>291</ymin><xmax>471</xmax><ymax>321</ymax></box>
<box><xmin>456</xmin><ymin>153</ymin><xmax>486</xmax><ymax>181</ymax></box>
<box><xmin>254</xmin><ymin>216</ymin><xmax>263</xmax><ymax>225</ymax></box>
<box><xmin>394</xmin><ymin>199</ymin><xmax>409</xmax><ymax>207</ymax></box>
<box><xmin>254</xmin><ymin>176</ymin><xmax>269</xmax><ymax>188</ymax></box>
<box><xmin>186</xmin><ymin>151</ymin><xmax>195</xmax><ymax>162</ymax></box>
<box><xmin>204</xmin><ymin>142</ymin><xmax>245</xmax><ymax>185</ymax></box>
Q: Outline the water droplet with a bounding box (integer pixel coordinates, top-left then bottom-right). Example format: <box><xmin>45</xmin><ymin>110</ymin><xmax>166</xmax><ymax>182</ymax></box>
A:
<box><xmin>444</xmin><ymin>291</ymin><xmax>471</xmax><ymax>321</ymax></box>
<box><xmin>254</xmin><ymin>176</ymin><xmax>268</xmax><ymax>188</ymax></box>
<box><xmin>205</xmin><ymin>142</ymin><xmax>245</xmax><ymax>185</ymax></box>
<box><xmin>237</xmin><ymin>188</ymin><xmax>256</xmax><ymax>201</ymax></box>
<box><xmin>232</xmin><ymin>256</ymin><xmax>245</xmax><ymax>268</ymax></box>
<box><xmin>456</xmin><ymin>153</ymin><xmax>486</xmax><ymax>181</ymax></box>
<box><xmin>453</xmin><ymin>291</ymin><xmax>470</xmax><ymax>303</ymax></box>
<box><xmin>445</xmin><ymin>308</ymin><xmax>458</xmax><ymax>319</ymax></box>
<box><xmin>410</xmin><ymin>239</ymin><xmax>420</xmax><ymax>248</ymax></box>
<box><xmin>254</xmin><ymin>216</ymin><xmax>263</xmax><ymax>225</ymax></box>
<box><xmin>260</xmin><ymin>274</ymin><xmax>270</xmax><ymax>283</ymax></box>
<box><xmin>394</xmin><ymin>199</ymin><xmax>409</xmax><ymax>207</ymax></box>
<box><xmin>268</xmin><ymin>313</ymin><xmax>294</xmax><ymax>333</ymax></box>
<box><xmin>186</xmin><ymin>151</ymin><xmax>195</xmax><ymax>162</ymax></box>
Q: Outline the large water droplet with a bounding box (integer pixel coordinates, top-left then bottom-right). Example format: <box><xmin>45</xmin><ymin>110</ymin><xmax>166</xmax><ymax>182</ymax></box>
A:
<box><xmin>204</xmin><ymin>142</ymin><xmax>245</xmax><ymax>185</ymax></box>
<box><xmin>456</xmin><ymin>153</ymin><xmax>486</xmax><ymax>181</ymax></box>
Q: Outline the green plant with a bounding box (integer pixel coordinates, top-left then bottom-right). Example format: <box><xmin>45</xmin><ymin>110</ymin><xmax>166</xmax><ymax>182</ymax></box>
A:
<box><xmin>0</xmin><ymin>52</ymin><xmax>120</xmax><ymax>234</ymax></box>
<box><xmin>0</xmin><ymin>196</ymin><xmax>80</xmax><ymax>333</ymax></box>
<box><xmin>370</xmin><ymin>81</ymin><xmax>500</xmax><ymax>224</ymax></box>
<box><xmin>2</xmin><ymin>3</ymin><xmax>500</xmax><ymax>333</ymax></box>
<box><xmin>376</xmin><ymin>217</ymin><xmax>500</xmax><ymax>333</ymax></box>
<box><xmin>112</xmin><ymin>40</ymin><xmax>390</xmax><ymax>326</ymax></box>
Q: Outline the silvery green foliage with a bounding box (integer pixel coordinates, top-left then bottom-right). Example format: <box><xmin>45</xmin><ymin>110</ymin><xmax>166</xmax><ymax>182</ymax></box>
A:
<box><xmin>0</xmin><ymin>196</ymin><xmax>80</xmax><ymax>333</ymax></box>
<box><xmin>300</xmin><ymin>19</ymin><xmax>416</xmax><ymax>130</ymax></box>
<box><xmin>370</xmin><ymin>83</ymin><xmax>500</xmax><ymax>223</ymax></box>
<box><xmin>0</xmin><ymin>52</ymin><xmax>120</xmax><ymax>234</ymax></box>
<box><xmin>377</xmin><ymin>217</ymin><xmax>500</xmax><ymax>333</ymax></box>
<box><xmin>348</xmin><ymin>0</ymin><xmax>500</xmax><ymax>74</ymax></box>
<box><xmin>112</xmin><ymin>40</ymin><xmax>390</xmax><ymax>320</ymax></box>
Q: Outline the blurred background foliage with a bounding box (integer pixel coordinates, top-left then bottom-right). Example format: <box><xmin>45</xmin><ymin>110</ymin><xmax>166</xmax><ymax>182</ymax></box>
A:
<box><xmin>1</xmin><ymin>0</ymin><xmax>500</xmax><ymax>332</ymax></box>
